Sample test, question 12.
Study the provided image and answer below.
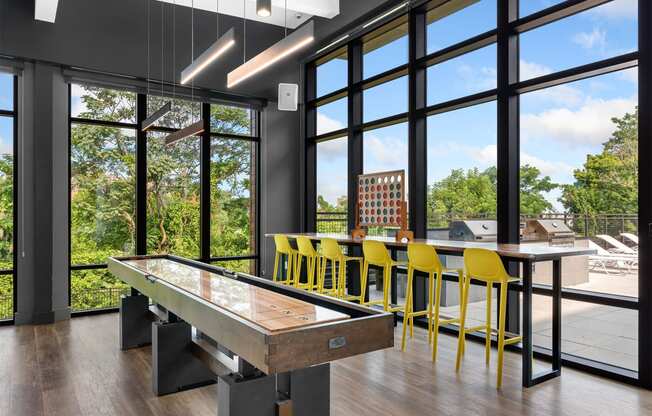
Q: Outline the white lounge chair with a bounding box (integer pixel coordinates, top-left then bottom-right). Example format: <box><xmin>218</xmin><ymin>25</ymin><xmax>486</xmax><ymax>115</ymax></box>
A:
<box><xmin>620</xmin><ymin>232</ymin><xmax>639</xmax><ymax>246</ymax></box>
<box><xmin>587</xmin><ymin>241</ymin><xmax>638</xmax><ymax>274</ymax></box>
<box><xmin>596</xmin><ymin>234</ymin><xmax>637</xmax><ymax>255</ymax></box>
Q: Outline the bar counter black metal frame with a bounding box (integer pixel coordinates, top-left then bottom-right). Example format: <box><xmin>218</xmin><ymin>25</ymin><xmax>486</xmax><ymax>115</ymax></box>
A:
<box><xmin>303</xmin><ymin>0</ymin><xmax>648</xmax><ymax>387</ymax></box>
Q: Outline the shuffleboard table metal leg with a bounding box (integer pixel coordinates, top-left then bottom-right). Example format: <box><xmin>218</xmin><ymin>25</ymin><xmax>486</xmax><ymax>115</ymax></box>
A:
<box><xmin>152</xmin><ymin>320</ymin><xmax>216</xmax><ymax>396</ymax></box>
<box><xmin>119</xmin><ymin>292</ymin><xmax>151</xmax><ymax>350</ymax></box>
<box><xmin>217</xmin><ymin>371</ymin><xmax>277</xmax><ymax>416</ymax></box>
<box><xmin>284</xmin><ymin>363</ymin><xmax>330</xmax><ymax>416</ymax></box>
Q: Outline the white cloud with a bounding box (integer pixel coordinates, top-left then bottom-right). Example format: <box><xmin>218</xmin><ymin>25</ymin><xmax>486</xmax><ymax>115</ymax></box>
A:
<box><xmin>317</xmin><ymin>137</ymin><xmax>347</xmax><ymax>162</ymax></box>
<box><xmin>464</xmin><ymin>144</ymin><xmax>496</xmax><ymax>167</ymax></box>
<box><xmin>572</xmin><ymin>28</ymin><xmax>607</xmax><ymax>50</ymax></box>
<box><xmin>0</xmin><ymin>135</ymin><xmax>10</xmax><ymax>156</ymax></box>
<box><xmin>316</xmin><ymin>112</ymin><xmax>345</xmax><ymax>136</ymax></box>
<box><xmin>317</xmin><ymin>174</ymin><xmax>347</xmax><ymax>205</ymax></box>
<box><xmin>365</xmin><ymin>134</ymin><xmax>408</xmax><ymax>169</ymax></box>
<box><xmin>521</xmin><ymin>152</ymin><xmax>574</xmax><ymax>179</ymax></box>
<box><xmin>457</xmin><ymin>64</ymin><xmax>497</xmax><ymax>92</ymax></box>
<box><xmin>520</xmin><ymin>60</ymin><xmax>552</xmax><ymax>80</ymax></box>
<box><xmin>521</xmin><ymin>96</ymin><xmax>637</xmax><ymax>147</ymax></box>
<box><xmin>619</xmin><ymin>67</ymin><xmax>638</xmax><ymax>83</ymax></box>
<box><xmin>70</xmin><ymin>83</ymin><xmax>88</xmax><ymax>116</ymax></box>
<box><xmin>591</xmin><ymin>0</ymin><xmax>637</xmax><ymax>20</ymax></box>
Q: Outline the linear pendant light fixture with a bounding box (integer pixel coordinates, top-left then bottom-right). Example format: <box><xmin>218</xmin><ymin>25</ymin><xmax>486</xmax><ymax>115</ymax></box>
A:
<box><xmin>180</xmin><ymin>0</ymin><xmax>235</xmax><ymax>85</ymax></box>
<box><xmin>180</xmin><ymin>27</ymin><xmax>235</xmax><ymax>84</ymax></box>
<box><xmin>256</xmin><ymin>0</ymin><xmax>271</xmax><ymax>17</ymax></box>
<box><xmin>227</xmin><ymin>20</ymin><xmax>314</xmax><ymax>88</ymax></box>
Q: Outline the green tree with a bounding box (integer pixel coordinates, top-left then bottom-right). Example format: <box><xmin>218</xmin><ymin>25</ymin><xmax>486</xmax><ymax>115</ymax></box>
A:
<box><xmin>561</xmin><ymin>109</ymin><xmax>638</xmax><ymax>215</ymax></box>
<box><xmin>427</xmin><ymin>165</ymin><xmax>556</xmax><ymax>226</ymax></box>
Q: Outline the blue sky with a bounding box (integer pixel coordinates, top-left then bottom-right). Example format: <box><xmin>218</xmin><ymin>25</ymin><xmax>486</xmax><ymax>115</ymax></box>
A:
<box><xmin>316</xmin><ymin>0</ymin><xmax>638</xmax><ymax>213</ymax></box>
<box><xmin>0</xmin><ymin>73</ymin><xmax>13</xmax><ymax>157</ymax></box>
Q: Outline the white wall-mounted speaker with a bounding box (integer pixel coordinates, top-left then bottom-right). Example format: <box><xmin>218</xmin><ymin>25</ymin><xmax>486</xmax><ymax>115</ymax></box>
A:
<box><xmin>278</xmin><ymin>83</ymin><xmax>299</xmax><ymax>111</ymax></box>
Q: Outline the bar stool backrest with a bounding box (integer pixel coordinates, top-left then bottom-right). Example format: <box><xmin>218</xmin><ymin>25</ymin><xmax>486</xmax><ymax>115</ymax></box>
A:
<box><xmin>296</xmin><ymin>236</ymin><xmax>318</xmax><ymax>257</ymax></box>
<box><xmin>321</xmin><ymin>238</ymin><xmax>342</xmax><ymax>260</ymax></box>
<box><xmin>362</xmin><ymin>240</ymin><xmax>391</xmax><ymax>266</ymax></box>
<box><xmin>274</xmin><ymin>234</ymin><xmax>293</xmax><ymax>255</ymax></box>
<box><xmin>407</xmin><ymin>243</ymin><xmax>442</xmax><ymax>272</ymax></box>
<box><xmin>463</xmin><ymin>248</ymin><xmax>509</xmax><ymax>284</ymax></box>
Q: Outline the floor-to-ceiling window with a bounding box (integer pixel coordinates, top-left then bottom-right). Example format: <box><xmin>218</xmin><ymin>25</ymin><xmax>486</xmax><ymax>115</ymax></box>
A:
<box><xmin>209</xmin><ymin>104</ymin><xmax>258</xmax><ymax>273</ymax></box>
<box><xmin>307</xmin><ymin>0</ymin><xmax>642</xmax><ymax>382</ymax></box>
<box><xmin>69</xmin><ymin>84</ymin><xmax>260</xmax><ymax>312</ymax></box>
<box><xmin>70</xmin><ymin>84</ymin><xmax>136</xmax><ymax>312</ymax></box>
<box><xmin>0</xmin><ymin>73</ymin><xmax>15</xmax><ymax>321</ymax></box>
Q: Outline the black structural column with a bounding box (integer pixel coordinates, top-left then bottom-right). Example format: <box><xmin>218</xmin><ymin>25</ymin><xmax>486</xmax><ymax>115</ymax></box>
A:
<box><xmin>305</xmin><ymin>61</ymin><xmax>317</xmax><ymax>232</ymax></box>
<box><xmin>638</xmin><ymin>0</ymin><xmax>652</xmax><ymax>389</ymax></box>
<box><xmin>200</xmin><ymin>103</ymin><xmax>211</xmax><ymax>262</ymax></box>
<box><xmin>135</xmin><ymin>94</ymin><xmax>147</xmax><ymax>256</ymax></box>
<box><xmin>497</xmin><ymin>0</ymin><xmax>520</xmax><ymax>334</ymax></box>
<box><xmin>347</xmin><ymin>39</ymin><xmax>363</xmax><ymax>230</ymax></box>
<box><xmin>408</xmin><ymin>4</ymin><xmax>427</xmax><ymax>240</ymax></box>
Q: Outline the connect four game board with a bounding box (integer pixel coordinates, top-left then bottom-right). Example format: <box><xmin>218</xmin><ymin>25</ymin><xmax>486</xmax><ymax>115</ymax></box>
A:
<box><xmin>357</xmin><ymin>170</ymin><xmax>405</xmax><ymax>228</ymax></box>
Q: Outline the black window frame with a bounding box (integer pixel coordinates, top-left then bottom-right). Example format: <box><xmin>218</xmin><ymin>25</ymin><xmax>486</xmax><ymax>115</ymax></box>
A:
<box><xmin>0</xmin><ymin>73</ymin><xmax>18</xmax><ymax>324</ymax></box>
<box><xmin>305</xmin><ymin>0</ymin><xmax>647</xmax><ymax>387</ymax></box>
<box><xmin>68</xmin><ymin>86</ymin><xmax>261</xmax><ymax>315</ymax></box>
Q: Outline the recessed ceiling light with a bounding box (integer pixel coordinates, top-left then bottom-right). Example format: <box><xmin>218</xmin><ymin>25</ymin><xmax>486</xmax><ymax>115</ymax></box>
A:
<box><xmin>256</xmin><ymin>0</ymin><xmax>271</xmax><ymax>17</ymax></box>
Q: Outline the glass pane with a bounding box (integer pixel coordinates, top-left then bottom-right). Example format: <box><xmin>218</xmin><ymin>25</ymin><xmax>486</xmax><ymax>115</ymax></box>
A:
<box><xmin>147</xmin><ymin>131</ymin><xmax>200</xmax><ymax>258</ymax></box>
<box><xmin>71</xmin><ymin>84</ymin><xmax>136</xmax><ymax>123</ymax></box>
<box><xmin>520</xmin><ymin>0</ymin><xmax>637</xmax><ymax>81</ymax></box>
<box><xmin>520</xmin><ymin>69</ymin><xmax>638</xmax><ymax>298</ymax></box>
<box><xmin>70</xmin><ymin>269</ymin><xmax>129</xmax><ymax>312</ymax></box>
<box><xmin>316</xmin><ymin>48</ymin><xmax>348</xmax><ymax>97</ymax></box>
<box><xmin>211</xmin><ymin>259</ymin><xmax>256</xmax><ymax>274</ymax></box>
<box><xmin>0</xmin><ymin>73</ymin><xmax>13</xmax><ymax>112</ymax></box>
<box><xmin>147</xmin><ymin>95</ymin><xmax>202</xmax><ymax>129</ymax></box>
<box><xmin>210</xmin><ymin>104</ymin><xmax>252</xmax><ymax>136</ymax></box>
<box><xmin>426</xmin><ymin>101</ymin><xmax>497</xmax><ymax>246</ymax></box>
<box><xmin>0</xmin><ymin>274</ymin><xmax>12</xmax><ymax>320</ymax></box>
<box><xmin>211</xmin><ymin>137</ymin><xmax>256</xmax><ymax>258</ymax></box>
<box><xmin>317</xmin><ymin>97</ymin><xmax>347</xmax><ymax>135</ymax></box>
<box><xmin>363</xmin><ymin>122</ymin><xmax>409</xmax><ymax>236</ymax></box>
<box><xmin>316</xmin><ymin>137</ymin><xmax>348</xmax><ymax>233</ymax></box>
<box><xmin>71</xmin><ymin>124</ymin><xmax>136</xmax><ymax>264</ymax></box>
<box><xmin>363</xmin><ymin>76</ymin><xmax>408</xmax><ymax>123</ymax></box>
<box><xmin>519</xmin><ymin>0</ymin><xmax>565</xmax><ymax>17</ymax></box>
<box><xmin>427</xmin><ymin>44</ymin><xmax>496</xmax><ymax>105</ymax></box>
<box><xmin>427</xmin><ymin>0</ymin><xmax>497</xmax><ymax>54</ymax></box>
<box><xmin>363</xmin><ymin>20</ymin><xmax>408</xmax><ymax>79</ymax></box>
<box><xmin>526</xmin><ymin>296</ymin><xmax>637</xmax><ymax>371</ymax></box>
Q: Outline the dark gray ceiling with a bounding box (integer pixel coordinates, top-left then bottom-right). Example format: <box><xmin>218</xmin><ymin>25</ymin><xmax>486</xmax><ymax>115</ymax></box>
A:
<box><xmin>0</xmin><ymin>0</ymin><xmax>392</xmax><ymax>100</ymax></box>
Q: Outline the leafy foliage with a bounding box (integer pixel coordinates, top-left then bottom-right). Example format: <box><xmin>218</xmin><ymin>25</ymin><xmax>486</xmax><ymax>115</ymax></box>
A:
<box><xmin>67</xmin><ymin>86</ymin><xmax>255</xmax><ymax>312</ymax></box>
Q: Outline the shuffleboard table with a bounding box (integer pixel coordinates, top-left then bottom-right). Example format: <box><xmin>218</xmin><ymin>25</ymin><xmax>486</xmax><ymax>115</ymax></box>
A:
<box><xmin>108</xmin><ymin>254</ymin><xmax>394</xmax><ymax>416</ymax></box>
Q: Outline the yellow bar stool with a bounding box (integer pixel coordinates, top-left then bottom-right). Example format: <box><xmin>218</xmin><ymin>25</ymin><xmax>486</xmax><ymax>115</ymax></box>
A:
<box><xmin>360</xmin><ymin>240</ymin><xmax>406</xmax><ymax>312</ymax></box>
<box><xmin>294</xmin><ymin>236</ymin><xmax>322</xmax><ymax>291</ymax></box>
<box><xmin>272</xmin><ymin>234</ymin><xmax>297</xmax><ymax>285</ymax></box>
<box><xmin>318</xmin><ymin>238</ymin><xmax>363</xmax><ymax>299</ymax></box>
<box><xmin>400</xmin><ymin>243</ymin><xmax>464</xmax><ymax>357</ymax></box>
<box><xmin>456</xmin><ymin>248</ymin><xmax>522</xmax><ymax>388</ymax></box>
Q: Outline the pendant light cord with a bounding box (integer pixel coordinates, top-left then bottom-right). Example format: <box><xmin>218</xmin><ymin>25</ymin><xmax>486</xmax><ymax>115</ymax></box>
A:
<box><xmin>243</xmin><ymin>0</ymin><xmax>246</xmax><ymax>63</ymax></box>
<box><xmin>173</xmin><ymin>0</ymin><xmax>176</xmax><ymax>101</ymax></box>
<box><xmin>147</xmin><ymin>0</ymin><xmax>150</xmax><ymax>98</ymax></box>
<box><xmin>161</xmin><ymin>1</ymin><xmax>164</xmax><ymax>98</ymax></box>
<box><xmin>284</xmin><ymin>0</ymin><xmax>287</xmax><ymax>38</ymax></box>
<box><xmin>192</xmin><ymin>0</ymin><xmax>195</xmax><ymax>121</ymax></box>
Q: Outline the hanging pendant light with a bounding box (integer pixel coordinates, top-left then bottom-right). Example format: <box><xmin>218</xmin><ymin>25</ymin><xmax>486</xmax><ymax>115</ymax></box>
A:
<box><xmin>142</xmin><ymin>0</ymin><xmax>171</xmax><ymax>131</ymax></box>
<box><xmin>166</xmin><ymin>0</ymin><xmax>204</xmax><ymax>146</ymax></box>
<box><xmin>256</xmin><ymin>0</ymin><xmax>271</xmax><ymax>17</ymax></box>
<box><xmin>227</xmin><ymin>0</ymin><xmax>314</xmax><ymax>88</ymax></box>
<box><xmin>180</xmin><ymin>0</ymin><xmax>235</xmax><ymax>85</ymax></box>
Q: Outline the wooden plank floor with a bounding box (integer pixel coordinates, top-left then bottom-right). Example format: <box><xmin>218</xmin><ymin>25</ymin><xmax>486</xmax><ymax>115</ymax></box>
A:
<box><xmin>1</xmin><ymin>313</ymin><xmax>651</xmax><ymax>416</ymax></box>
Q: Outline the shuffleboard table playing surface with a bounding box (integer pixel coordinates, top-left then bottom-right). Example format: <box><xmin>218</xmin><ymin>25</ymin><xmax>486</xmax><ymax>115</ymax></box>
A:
<box><xmin>124</xmin><ymin>258</ymin><xmax>350</xmax><ymax>333</ymax></box>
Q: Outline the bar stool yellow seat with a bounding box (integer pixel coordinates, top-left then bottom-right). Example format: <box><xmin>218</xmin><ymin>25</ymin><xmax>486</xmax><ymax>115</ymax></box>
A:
<box><xmin>360</xmin><ymin>240</ymin><xmax>407</xmax><ymax>312</ymax></box>
<box><xmin>294</xmin><ymin>236</ymin><xmax>322</xmax><ymax>291</ymax></box>
<box><xmin>401</xmin><ymin>243</ymin><xmax>464</xmax><ymax>357</ymax></box>
<box><xmin>272</xmin><ymin>234</ymin><xmax>297</xmax><ymax>285</ymax></box>
<box><xmin>456</xmin><ymin>248</ymin><xmax>522</xmax><ymax>388</ymax></box>
<box><xmin>318</xmin><ymin>238</ymin><xmax>363</xmax><ymax>299</ymax></box>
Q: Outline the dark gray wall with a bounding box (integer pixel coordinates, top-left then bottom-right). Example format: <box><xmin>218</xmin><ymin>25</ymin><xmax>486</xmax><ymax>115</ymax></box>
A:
<box><xmin>15</xmin><ymin>62</ymin><xmax>70</xmax><ymax>324</ymax></box>
<box><xmin>259</xmin><ymin>105</ymin><xmax>301</xmax><ymax>278</ymax></box>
